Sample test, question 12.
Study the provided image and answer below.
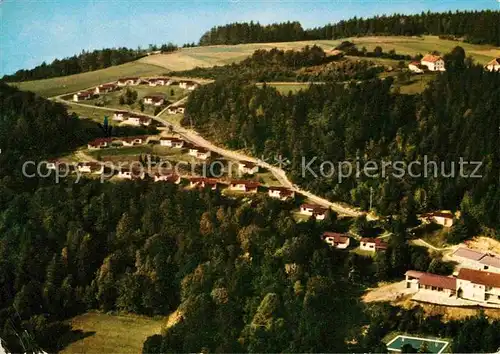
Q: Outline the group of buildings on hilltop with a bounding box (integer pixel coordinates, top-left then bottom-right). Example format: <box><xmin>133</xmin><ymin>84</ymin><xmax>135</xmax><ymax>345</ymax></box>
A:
<box><xmin>72</xmin><ymin>77</ymin><xmax>199</xmax><ymax>102</ymax></box>
<box><xmin>408</xmin><ymin>54</ymin><xmax>500</xmax><ymax>74</ymax></box>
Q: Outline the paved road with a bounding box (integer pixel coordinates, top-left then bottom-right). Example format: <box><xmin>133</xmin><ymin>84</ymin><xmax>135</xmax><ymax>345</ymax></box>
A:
<box><xmin>54</xmin><ymin>95</ymin><xmax>367</xmax><ymax>218</ymax></box>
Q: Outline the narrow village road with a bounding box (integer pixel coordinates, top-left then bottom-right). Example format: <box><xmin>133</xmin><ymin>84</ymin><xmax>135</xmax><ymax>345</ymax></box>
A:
<box><xmin>54</xmin><ymin>95</ymin><xmax>367</xmax><ymax>218</ymax></box>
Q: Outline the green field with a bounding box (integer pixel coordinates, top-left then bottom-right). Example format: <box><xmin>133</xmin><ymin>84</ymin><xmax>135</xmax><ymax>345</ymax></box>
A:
<box><xmin>12</xmin><ymin>62</ymin><xmax>166</xmax><ymax>97</ymax></box>
<box><xmin>65</xmin><ymin>102</ymin><xmax>111</xmax><ymax>122</ymax></box>
<box><xmin>61</xmin><ymin>312</ymin><xmax>167</xmax><ymax>354</ymax></box>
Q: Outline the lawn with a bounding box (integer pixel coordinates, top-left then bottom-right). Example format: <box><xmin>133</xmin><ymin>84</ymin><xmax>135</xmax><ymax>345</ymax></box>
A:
<box><xmin>83</xmin><ymin>85</ymin><xmax>188</xmax><ymax>116</ymax></box>
<box><xmin>65</xmin><ymin>102</ymin><xmax>111</xmax><ymax>122</ymax></box>
<box><xmin>60</xmin><ymin>312</ymin><xmax>167</xmax><ymax>354</ymax></box>
<box><xmin>139</xmin><ymin>36</ymin><xmax>499</xmax><ymax>72</ymax></box>
<box><xmin>11</xmin><ymin>62</ymin><xmax>166</xmax><ymax>98</ymax></box>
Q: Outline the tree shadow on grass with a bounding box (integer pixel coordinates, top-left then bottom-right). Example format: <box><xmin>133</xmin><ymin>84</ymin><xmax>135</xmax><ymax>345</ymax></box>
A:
<box><xmin>57</xmin><ymin>329</ymin><xmax>96</xmax><ymax>351</ymax></box>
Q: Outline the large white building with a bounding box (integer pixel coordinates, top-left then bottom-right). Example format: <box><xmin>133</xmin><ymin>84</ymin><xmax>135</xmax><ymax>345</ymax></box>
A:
<box><xmin>405</xmin><ymin>268</ymin><xmax>500</xmax><ymax>305</ymax></box>
<box><xmin>420</xmin><ymin>54</ymin><xmax>446</xmax><ymax>72</ymax></box>
<box><xmin>456</xmin><ymin>268</ymin><xmax>500</xmax><ymax>305</ymax></box>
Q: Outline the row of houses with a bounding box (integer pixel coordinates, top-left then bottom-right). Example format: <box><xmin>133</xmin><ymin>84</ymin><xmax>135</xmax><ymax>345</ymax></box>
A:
<box><xmin>116</xmin><ymin>77</ymin><xmax>199</xmax><ymax>90</ymax></box>
<box><xmin>87</xmin><ymin>135</ymin><xmax>151</xmax><ymax>149</ymax></box>
<box><xmin>405</xmin><ymin>267</ymin><xmax>500</xmax><ymax>305</ymax></box>
<box><xmin>321</xmin><ymin>232</ymin><xmax>388</xmax><ymax>253</ymax></box>
<box><xmin>450</xmin><ymin>247</ymin><xmax>500</xmax><ymax>274</ymax></box>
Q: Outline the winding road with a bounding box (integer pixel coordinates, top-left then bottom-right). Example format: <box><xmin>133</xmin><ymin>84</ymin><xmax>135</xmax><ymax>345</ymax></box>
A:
<box><xmin>53</xmin><ymin>86</ymin><xmax>369</xmax><ymax>219</ymax></box>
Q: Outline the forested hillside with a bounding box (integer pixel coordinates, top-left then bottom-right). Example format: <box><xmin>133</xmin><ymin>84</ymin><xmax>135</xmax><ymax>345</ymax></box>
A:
<box><xmin>184</xmin><ymin>49</ymin><xmax>500</xmax><ymax>235</ymax></box>
<box><xmin>199</xmin><ymin>10</ymin><xmax>500</xmax><ymax>46</ymax></box>
<box><xmin>1</xmin><ymin>43</ymin><xmax>177</xmax><ymax>82</ymax></box>
<box><xmin>171</xmin><ymin>45</ymin><xmax>384</xmax><ymax>82</ymax></box>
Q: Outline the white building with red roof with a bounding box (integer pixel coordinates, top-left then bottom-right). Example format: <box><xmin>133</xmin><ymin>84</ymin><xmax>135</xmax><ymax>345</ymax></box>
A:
<box><xmin>420</xmin><ymin>54</ymin><xmax>446</xmax><ymax>71</ymax></box>
<box><xmin>322</xmin><ymin>232</ymin><xmax>350</xmax><ymax>249</ymax></box>
<box><xmin>360</xmin><ymin>238</ymin><xmax>388</xmax><ymax>252</ymax></box>
<box><xmin>268</xmin><ymin>186</ymin><xmax>295</xmax><ymax>200</ymax></box>
<box><xmin>484</xmin><ymin>58</ymin><xmax>500</xmax><ymax>72</ymax></box>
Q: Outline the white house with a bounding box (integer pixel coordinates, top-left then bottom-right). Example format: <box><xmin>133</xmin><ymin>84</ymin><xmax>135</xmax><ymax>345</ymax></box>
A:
<box><xmin>127</xmin><ymin>115</ymin><xmax>152</xmax><ymax>126</ymax></box>
<box><xmin>484</xmin><ymin>58</ymin><xmax>500</xmax><ymax>72</ymax></box>
<box><xmin>87</xmin><ymin>138</ymin><xmax>112</xmax><ymax>150</ymax></box>
<box><xmin>160</xmin><ymin>137</ymin><xmax>184</xmax><ymax>148</ymax></box>
<box><xmin>268</xmin><ymin>186</ymin><xmax>295</xmax><ymax>200</ymax></box>
<box><xmin>188</xmin><ymin>147</ymin><xmax>211</xmax><ymax>160</ymax></box>
<box><xmin>360</xmin><ymin>238</ymin><xmax>388</xmax><ymax>252</ymax></box>
<box><xmin>148</xmin><ymin>77</ymin><xmax>169</xmax><ymax>86</ymax></box>
<box><xmin>154</xmin><ymin>173</ymin><xmax>181</xmax><ymax>184</ymax></box>
<box><xmin>77</xmin><ymin>162</ymin><xmax>104</xmax><ymax>175</ymax></box>
<box><xmin>94</xmin><ymin>83</ymin><xmax>118</xmax><ymax>94</ymax></box>
<box><xmin>179</xmin><ymin>80</ymin><xmax>196</xmax><ymax>89</ymax></box>
<box><xmin>419</xmin><ymin>211</ymin><xmax>454</xmax><ymax>227</ymax></box>
<box><xmin>190</xmin><ymin>177</ymin><xmax>219</xmax><ymax>190</ymax></box>
<box><xmin>113</xmin><ymin>111</ymin><xmax>128</xmax><ymax>121</ymax></box>
<box><xmin>229</xmin><ymin>180</ymin><xmax>260</xmax><ymax>193</ymax></box>
<box><xmin>73</xmin><ymin>90</ymin><xmax>93</xmax><ymax>102</ymax></box>
<box><xmin>117</xmin><ymin>77</ymin><xmax>139</xmax><ymax>86</ymax></box>
<box><xmin>322</xmin><ymin>232</ymin><xmax>350</xmax><ymax>249</ymax></box>
<box><xmin>117</xmin><ymin>168</ymin><xmax>145</xmax><ymax>180</ymax></box>
<box><xmin>299</xmin><ymin>204</ymin><xmax>328</xmax><ymax>220</ymax></box>
<box><xmin>420</xmin><ymin>54</ymin><xmax>446</xmax><ymax>72</ymax></box>
<box><xmin>408</xmin><ymin>61</ymin><xmax>424</xmax><ymax>74</ymax></box>
<box><xmin>238</xmin><ymin>161</ymin><xmax>259</xmax><ymax>175</ymax></box>
<box><xmin>143</xmin><ymin>95</ymin><xmax>165</xmax><ymax>106</ymax></box>
<box><xmin>456</xmin><ymin>268</ymin><xmax>500</xmax><ymax>305</ymax></box>
<box><xmin>117</xmin><ymin>136</ymin><xmax>145</xmax><ymax>147</ymax></box>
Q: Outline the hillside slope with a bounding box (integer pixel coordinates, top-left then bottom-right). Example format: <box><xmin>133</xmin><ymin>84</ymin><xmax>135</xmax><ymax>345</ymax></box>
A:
<box><xmin>140</xmin><ymin>36</ymin><xmax>500</xmax><ymax>70</ymax></box>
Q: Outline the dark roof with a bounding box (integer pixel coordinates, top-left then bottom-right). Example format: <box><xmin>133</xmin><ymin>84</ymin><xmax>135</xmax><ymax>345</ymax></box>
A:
<box><xmin>300</xmin><ymin>203</ymin><xmax>328</xmax><ymax>214</ymax></box>
<box><xmin>458</xmin><ymin>268</ymin><xmax>500</xmax><ymax>287</ymax></box>
<box><xmin>419</xmin><ymin>273</ymin><xmax>456</xmax><ymax>290</ymax></box>
<box><xmin>421</xmin><ymin>212</ymin><xmax>454</xmax><ymax>219</ymax></box>
<box><xmin>88</xmin><ymin>138</ymin><xmax>112</xmax><ymax>146</ymax></box>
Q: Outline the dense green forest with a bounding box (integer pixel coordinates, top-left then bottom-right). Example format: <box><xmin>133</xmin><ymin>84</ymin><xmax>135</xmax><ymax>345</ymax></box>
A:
<box><xmin>1</xmin><ymin>43</ymin><xmax>177</xmax><ymax>82</ymax></box>
<box><xmin>171</xmin><ymin>45</ymin><xmax>385</xmax><ymax>82</ymax></box>
<box><xmin>183</xmin><ymin>48</ymin><xmax>500</xmax><ymax>236</ymax></box>
<box><xmin>199</xmin><ymin>10</ymin><xmax>500</xmax><ymax>46</ymax></box>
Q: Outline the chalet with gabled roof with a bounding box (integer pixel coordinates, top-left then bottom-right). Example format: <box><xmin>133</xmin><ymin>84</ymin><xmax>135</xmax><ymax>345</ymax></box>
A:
<box><xmin>299</xmin><ymin>204</ymin><xmax>328</xmax><ymax>220</ymax></box>
<box><xmin>420</xmin><ymin>54</ymin><xmax>445</xmax><ymax>71</ymax></box>
<box><xmin>360</xmin><ymin>238</ymin><xmax>388</xmax><ymax>252</ymax></box>
<box><xmin>87</xmin><ymin>138</ymin><xmax>112</xmax><ymax>149</ymax></box>
<box><xmin>268</xmin><ymin>186</ymin><xmax>295</xmax><ymax>200</ymax></box>
<box><xmin>485</xmin><ymin>58</ymin><xmax>500</xmax><ymax>72</ymax></box>
<box><xmin>238</xmin><ymin>161</ymin><xmax>259</xmax><ymax>175</ymax></box>
<box><xmin>322</xmin><ymin>232</ymin><xmax>350</xmax><ymax>249</ymax></box>
<box><xmin>143</xmin><ymin>95</ymin><xmax>165</xmax><ymax>106</ymax></box>
<box><xmin>229</xmin><ymin>180</ymin><xmax>260</xmax><ymax>193</ymax></box>
<box><xmin>160</xmin><ymin>137</ymin><xmax>184</xmax><ymax>148</ymax></box>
